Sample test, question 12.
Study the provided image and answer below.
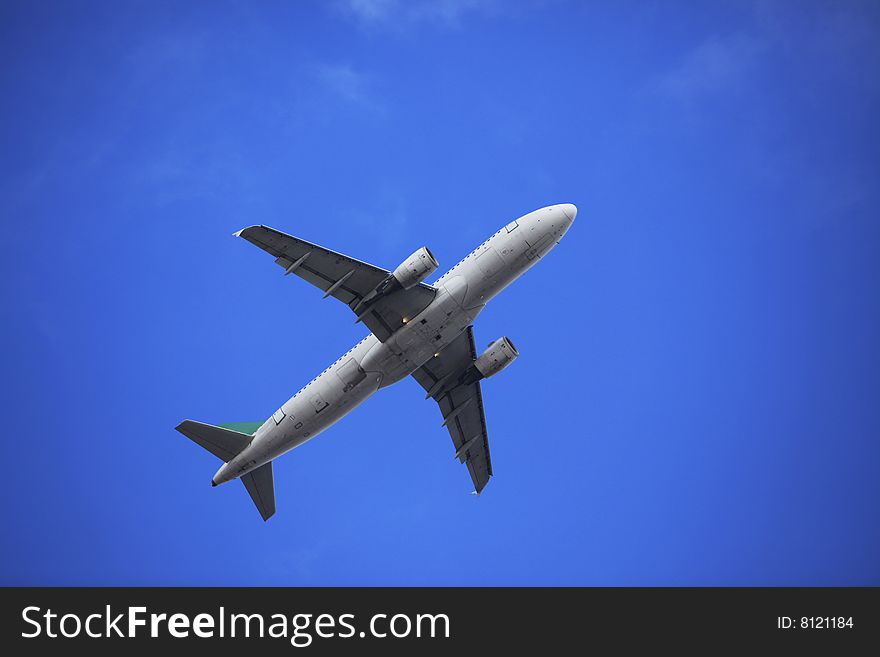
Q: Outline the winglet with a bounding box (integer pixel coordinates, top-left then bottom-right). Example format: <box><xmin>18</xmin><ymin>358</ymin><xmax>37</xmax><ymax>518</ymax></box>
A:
<box><xmin>233</xmin><ymin>225</ymin><xmax>262</xmax><ymax>238</ymax></box>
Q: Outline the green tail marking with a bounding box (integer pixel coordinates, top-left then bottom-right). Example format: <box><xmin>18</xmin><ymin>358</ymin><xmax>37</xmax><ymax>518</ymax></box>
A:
<box><xmin>219</xmin><ymin>422</ymin><xmax>263</xmax><ymax>435</ymax></box>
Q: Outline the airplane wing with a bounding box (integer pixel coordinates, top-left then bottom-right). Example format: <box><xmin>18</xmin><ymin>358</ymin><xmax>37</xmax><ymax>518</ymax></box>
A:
<box><xmin>235</xmin><ymin>225</ymin><xmax>437</xmax><ymax>341</ymax></box>
<box><xmin>411</xmin><ymin>327</ymin><xmax>493</xmax><ymax>494</ymax></box>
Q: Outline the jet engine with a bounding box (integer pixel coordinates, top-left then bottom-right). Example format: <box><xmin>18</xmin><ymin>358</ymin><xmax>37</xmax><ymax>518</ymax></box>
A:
<box><xmin>393</xmin><ymin>247</ymin><xmax>439</xmax><ymax>289</ymax></box>
<box><xmin>474</xmin><ymin>337</ymin><xmax>519</xmax><ymax>378</ymax></box>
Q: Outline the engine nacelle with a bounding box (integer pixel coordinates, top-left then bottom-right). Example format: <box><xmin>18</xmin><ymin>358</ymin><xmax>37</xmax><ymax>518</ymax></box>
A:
<box><xmin>474</xmin><ymin>337</ymin><xmax>519</xmax><ymax>379</ymax></box>
<box><xmin>393</xmin><ymin>247</ymin><xmax>439</xmax><ymax>289</ymax></box>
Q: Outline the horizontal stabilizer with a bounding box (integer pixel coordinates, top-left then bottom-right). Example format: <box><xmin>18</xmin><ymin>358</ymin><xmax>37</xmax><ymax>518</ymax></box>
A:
<box><xmin>241</xmin><ymin>461</ymin><xmax>276</xmax><ymax>521</ymax></box>
<box><xmin>175</xmin><ymin>420</ymin><xmax>254</xmax><ymax>462</ymax></box>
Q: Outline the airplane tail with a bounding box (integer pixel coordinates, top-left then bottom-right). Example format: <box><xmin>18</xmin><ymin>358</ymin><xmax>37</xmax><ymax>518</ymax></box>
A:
<box><xmin>240</xmin><ymin>462</ymin><xmax>275</xmax><ymax>521</ymax></box>
<box><xmin>175</xmin><ymin>420</ymin><xmax>276</xmax><ymax>521</ymax></box>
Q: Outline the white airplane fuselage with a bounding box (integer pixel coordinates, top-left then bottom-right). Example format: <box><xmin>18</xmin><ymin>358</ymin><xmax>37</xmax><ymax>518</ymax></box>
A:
<box><xmin>212</xmin><ymin>204</ymin><xmax>576</xmax><ymax>486</ymax></box>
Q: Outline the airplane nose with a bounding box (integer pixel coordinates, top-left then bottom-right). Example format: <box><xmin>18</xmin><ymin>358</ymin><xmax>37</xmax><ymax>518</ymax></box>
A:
<box><xmin>559</xmin><ymin>204</ymin><xmax>577</xmax><ymax>222</ymax></box>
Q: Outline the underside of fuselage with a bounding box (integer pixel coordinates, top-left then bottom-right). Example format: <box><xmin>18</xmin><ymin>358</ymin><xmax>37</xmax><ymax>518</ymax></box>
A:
<box><xmin>177</xmin><ymin>203</ymin><xmax>577</xmax><ymax>519</ymax></box>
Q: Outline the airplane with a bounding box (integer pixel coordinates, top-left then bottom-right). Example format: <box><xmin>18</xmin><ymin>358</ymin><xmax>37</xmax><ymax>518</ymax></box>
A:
<box><xmin>176</xmin><ymin>203</ymin><xmax>577</xmax><ymax>520</ymax></box>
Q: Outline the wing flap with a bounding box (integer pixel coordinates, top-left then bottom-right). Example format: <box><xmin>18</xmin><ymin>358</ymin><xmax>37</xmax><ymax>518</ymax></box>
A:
<box><xmin>411</xmin><ymin>327</ymin><xmax>493</xmax><ymax>493</ymax></box>
<box><xmin>439</xmin><ymin>377</ymin><xmax>492</xmax><ymax>492</ymax></box>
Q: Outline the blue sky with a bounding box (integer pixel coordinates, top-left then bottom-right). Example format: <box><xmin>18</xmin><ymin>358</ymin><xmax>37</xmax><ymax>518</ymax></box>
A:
<box><xmin>1</xmin><ymin>0</ymin><xmax>878</xmax><ymax>585</ymax></box>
